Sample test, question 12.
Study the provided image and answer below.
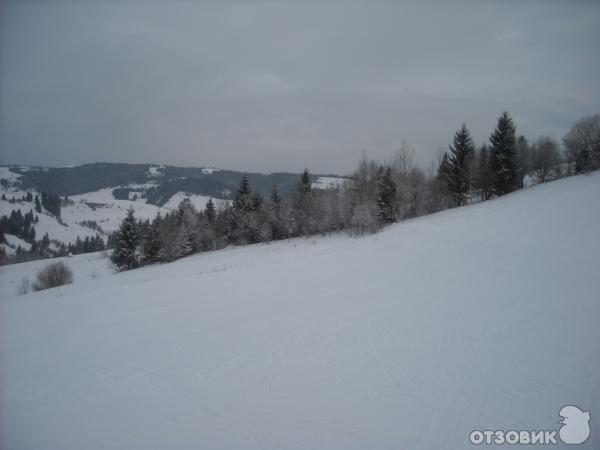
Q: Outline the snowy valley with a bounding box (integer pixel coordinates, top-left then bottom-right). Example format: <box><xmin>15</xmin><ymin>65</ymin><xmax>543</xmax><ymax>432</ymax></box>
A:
<box><xmin>1</xmin><ymin>172</ymin><xmax>598</xmax><ymax>449</ymax></box>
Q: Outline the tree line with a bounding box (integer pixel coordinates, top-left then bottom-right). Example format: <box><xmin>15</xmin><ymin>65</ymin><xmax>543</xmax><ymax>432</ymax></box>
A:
<box><xmin>111</xmin><ymin>112</ymin><xmax>599</xmax><ymax>272</ymax></box>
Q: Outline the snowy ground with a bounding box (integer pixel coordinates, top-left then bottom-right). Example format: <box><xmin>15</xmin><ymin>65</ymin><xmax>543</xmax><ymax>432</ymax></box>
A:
<box><xmin>1</xmin><ymin>173</ymin><xmax>599</xmax><ymax>449</ymax></box>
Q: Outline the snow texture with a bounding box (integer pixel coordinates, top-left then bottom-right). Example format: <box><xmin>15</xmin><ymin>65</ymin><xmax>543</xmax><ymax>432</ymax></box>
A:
<box><xmin>1</xmin><ymin>173</ymin><xmax>599</xmax><ymax>449</ymax></box>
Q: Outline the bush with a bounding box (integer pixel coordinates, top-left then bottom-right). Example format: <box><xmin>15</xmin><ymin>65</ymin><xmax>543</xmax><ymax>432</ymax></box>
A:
<box><xmin>32</xmin><ymin>261</ymin><xmax>74</xmax><ymax>291</ymax></box>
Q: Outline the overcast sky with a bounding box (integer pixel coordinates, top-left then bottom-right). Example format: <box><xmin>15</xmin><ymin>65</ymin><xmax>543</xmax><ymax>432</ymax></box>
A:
<box><xmin>1</xmin><ymin>0</ymin><xmax>599</xmax><ymax>174</ymax></box>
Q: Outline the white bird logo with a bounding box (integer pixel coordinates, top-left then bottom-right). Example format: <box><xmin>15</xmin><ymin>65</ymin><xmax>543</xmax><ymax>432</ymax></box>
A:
<box><xmin>559</xmin><ymin>405</ymin><xmax>590</xmax><ymax>444</ymax></box>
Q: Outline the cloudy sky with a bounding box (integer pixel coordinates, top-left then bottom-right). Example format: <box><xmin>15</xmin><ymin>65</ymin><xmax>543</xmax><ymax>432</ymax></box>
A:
<box><xmin>1</xmin><ymin>0</ymin><xmax>599</xmax><ymax>173</ymax></box>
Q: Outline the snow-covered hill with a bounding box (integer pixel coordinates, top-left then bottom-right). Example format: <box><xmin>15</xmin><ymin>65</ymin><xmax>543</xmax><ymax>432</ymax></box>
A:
<box><xmin>0</xmin><ymin>167</ymin><xmax>227</xmax><ymax>252</ymax></box>
<box><xmin>1</xmin><ymin>173</ymin><xmax>599</xmax><ymax>449</ymax></box>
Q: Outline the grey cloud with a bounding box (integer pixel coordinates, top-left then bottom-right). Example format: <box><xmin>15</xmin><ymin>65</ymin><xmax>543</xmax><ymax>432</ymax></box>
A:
<box><xmin>1</xmin><ymin>0</ymin><xmax>599</xmax><ymax>173</ymax></box>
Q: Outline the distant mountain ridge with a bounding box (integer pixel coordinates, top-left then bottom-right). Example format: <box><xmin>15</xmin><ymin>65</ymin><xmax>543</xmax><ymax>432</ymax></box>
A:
<box><xmin>7</xmin><ymin>163</ymin><xmax>345</xmax><ymax>206</ymax></box>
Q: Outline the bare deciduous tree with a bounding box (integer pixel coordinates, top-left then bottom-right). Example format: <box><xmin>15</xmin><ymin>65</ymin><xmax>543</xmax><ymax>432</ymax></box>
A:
<box><xmin>532</xmin><ymin>137</ymin><xmax>561</xmax><ymax>183</ymax></box>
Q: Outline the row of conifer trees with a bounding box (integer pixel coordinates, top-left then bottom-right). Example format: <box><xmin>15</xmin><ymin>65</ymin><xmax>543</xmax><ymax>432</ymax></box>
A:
<box><xmin>108</xmin><ymin>111</ymin><xmax>597</xmax><ymax>271</ymax></box>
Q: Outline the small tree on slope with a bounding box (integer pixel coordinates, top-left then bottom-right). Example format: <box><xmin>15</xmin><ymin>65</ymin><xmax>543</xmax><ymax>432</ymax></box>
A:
<box><xmin>111</xmin><ymin>207</ymin><xmax>140</xmax><ymax>271</ymax></box>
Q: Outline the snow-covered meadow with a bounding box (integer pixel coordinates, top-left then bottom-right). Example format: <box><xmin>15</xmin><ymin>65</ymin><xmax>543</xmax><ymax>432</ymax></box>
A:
<box><xmin>1</xmin><ymin>173</ymin><xmax>599</xmax><ymax>449</ymax></box>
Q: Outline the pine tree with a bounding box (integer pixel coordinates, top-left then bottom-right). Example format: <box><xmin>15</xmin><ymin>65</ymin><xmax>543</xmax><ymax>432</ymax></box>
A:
<box><xmin>291</xmin><ymin>168</ymin><xmax>315</xmax><ymax>235</ymax></box>
<box><xmin>447</xmin><ymin>124</ymin><xmax>474</xmax><ymax>205</ymax></box>
<box><xmin>234</xmin><ymin>175</ymin><xmax>253</xmax><ymax>214</ymax></box>
<box><xmin>376</xmin><ymin>166</ymin><xmax>397</xmax><ymax>224</ymax></box>
<box><xmin>268</xmin><ymin>185</ymin><xmax>287</xmax><ymax>240</ymax></box>
<box><xmin>205</xmin><ymin>198</ymin><xmax>216</xmax><ymax>224</ymax></box>
<box><xmin>475</xmin><ymin>144</ymin><xmax>492</xmax><ymax>201</ymax></box>
<box><xmin>231</xmin><ymin>175</ymin><xmax>260</xmax><ymax>244</ymax></box>
<box><xmin>111</xmin><ymin>207</ymin><xmax>139</xmax><ymax>271</ymax></box>
<box><xmin>490</xmin><ymin>111</ymin><xmax>518</xmax><ymax>196</ymax></box>
<box><xmin>142</xmin><ymin>214</ymin><xmax>162</xmax><ymax>264</ymax></box>
<box><xmin>173</xmin><ymin>223</ymin><xmax>193</xmax><ymax>259</ymax></box>
<box><xmin>299</xmin><ymin>167</ymin><xmax>312</xmax><ymax>195</ymax></box>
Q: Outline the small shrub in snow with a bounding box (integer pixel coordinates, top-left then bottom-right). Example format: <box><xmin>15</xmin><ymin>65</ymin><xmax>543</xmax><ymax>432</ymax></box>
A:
<box><xmin>32</xmin><ymin>261</ymin><xmax>74</xmax><ymax>291</ymax></box>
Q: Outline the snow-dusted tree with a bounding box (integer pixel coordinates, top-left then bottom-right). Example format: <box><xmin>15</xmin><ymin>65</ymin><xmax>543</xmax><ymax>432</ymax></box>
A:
<box><xmin>111</xmin><ymin>207</ymin><xmax>140</xmax><ymax>271</ymax></box>
<box><xmin>489</xmin><ymin>111</ymin><xmax>517</xmax><ymax>196</ymax></box>
<box><xmin>376</xmin><ymin>166</ymin><xmax>397</xmax><ymax>224</ymax></box>
<box><xmin>349</xmin><ymin>202</ymin><xmax>378</xmax><ymax>235</ymax></box>
<box><xmin>446</xmin><ymin>124</ymin><xmax>475</xmax><ymax>205</ymax></box>
<box><xmin>172</xmin><ymin>223</ymin><xmax>193</xmax><ymax>259</ymax></box>
<box><xmin>563</xmin><ymin>114</ymin><xmax>600</xmax><ymax>173</ymax></box>
<box><xmin>205</xmin><ymin>198</ymin><xmax>216</xmax><ymax>224</ymax></box>
<box><xmin>268</xmin><ymin>185</ymin><xmax>287</xmax><ymax>240</ymax></box>
<box><xmin>230</xmin><ymin>175</ymin><xmax>264</xmax><ymax>244</ymax></box>
<box><xmin>290</xmin><ymin>168</ymin><xmax>315</xmax><ymax>236</ymax></box>
<box><xmin>531</xmin><ymin>136</ymin><xmax>562</xmax><ymax>183</ymax></box>
<box><xmin>142</xmin><ymin>213</ymin><xmax>162</xmax><ymax>264</ymax></box>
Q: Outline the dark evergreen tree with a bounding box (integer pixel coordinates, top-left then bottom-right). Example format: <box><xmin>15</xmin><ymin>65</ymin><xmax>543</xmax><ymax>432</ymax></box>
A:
<box><xmin>376</xmin><ymin>166</ymin><xmax>397</xmax><ymax>224</ymax></box>
<box><xmin>299</xmin><ymin>167</ymin><xmax>312</xmax><ymax>195</ymax></box>
<box><xmin>205</xmin><ymin>198</ymin><xmax>216</xmax><ymax>224</ymax></box>
<box><xmin>34</xmin><ymin>194</ymin><xmax>42</xmax><ymax>213</ymax></box>
<box><xmin>475</xmin><ymin>144</ymin><xmax>492</xmax><ymax>201</ymax></box>
<box><xmin>489</xmin><ymin>111</ymin><xmax>517</xmax><ymax>196</ymax></box>
<box><xmin>25</xmin><ymin>192</ymin><xmax>33</xmax><ymax>202</ymax></box>
<box><xmin>291</xmin><ymin>168</ymin><xmax>315</xmax><ymax>235</ymax></box>
<box><xmin>41</xmin><ymin>192</ymin><xmax>61</xmax><ymax>218</ymax></box>
<box><xmin>111</xmin><ymin>207</ymin><xmax>140</xmax><ymax>271</ymax></box>
<box><xmin>231</xmin><ymin>176</ymin><xmax>263</xmax><ymax>244</ymax></box>
<box><xmin>268</xmin><ymin>185</ymin><xmax>287</xmax><ymax>240</ymax></box>
<box><xmin>447</xmin><ymin>124</ymin><xmax>474</xmax><ymax>205</ymax></box>
<box><xmin>142</xmin><ymin>214</ymin><xmax>162</xmax><ymax>264</ymax></box>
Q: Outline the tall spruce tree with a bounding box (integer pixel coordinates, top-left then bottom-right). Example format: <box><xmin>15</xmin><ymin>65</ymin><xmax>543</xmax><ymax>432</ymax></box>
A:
<box><xmin>142</xmin><ymin>213</ymin><xmax>162</xmax><ymax>264</ymax></box>
<box><xmin>205</xmin><ymin>198</ymin><xmax>216</xmax><ymax>224</ymax></box>
<box><xmin>231</xmin><ymin>175</ymin><xmax>262</xmax><ymax>244</ymax></box>
<box><xmin>34</xmin><ymin>195</ymin><xmax>42</xmax><ymax>213</ymax></box>
<box><xmin>376</xmin><ymin>166</ymin><xmax>397</xmax><ymax>224</ymax></box>
<box><xmin>234</xmin><ymin>175</ymin><xmax>253</xmax><ymax>213</ymax></box>
<box><xmin>489</xmin><ymin>111</ymin><xmax>517</xmax><ymax>196</ymax></box>
<box><xmin>111</xmin><ymin>207</ymin><xmax>139</xmax><ymax>271</ymax></box>
<box><xmin>292</xmin><ymin>168</ymin><xmax>315</xmax><ymax>235</ymax></box>
<box><xmin>268</xmin><ymin>185</ymin><xmax>287</xmax><ymax>240</ymax></box>
<box><xmin>447</xmin><ymin>124</ymin><xmax>475</xmax><ymax>205</ymax></box>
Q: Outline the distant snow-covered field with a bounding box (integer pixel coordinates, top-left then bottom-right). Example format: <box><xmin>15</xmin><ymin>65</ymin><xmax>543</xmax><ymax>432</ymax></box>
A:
<box><xmin>1</xmin><ymin>172</ymin><xmax>598</xmax><ymax>449</ymax></box>
<box><xmin>0</xmin><ymin>167</ymin><xmax>228</xmax><ymax>250</ymax></box>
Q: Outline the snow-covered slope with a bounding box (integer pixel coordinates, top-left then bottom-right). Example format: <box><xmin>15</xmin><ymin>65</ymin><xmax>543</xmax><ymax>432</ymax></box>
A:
<box><xmin>1</xmin><ymin>173</ymin><xmax>599</xmax><ymax>449</ymax></box>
